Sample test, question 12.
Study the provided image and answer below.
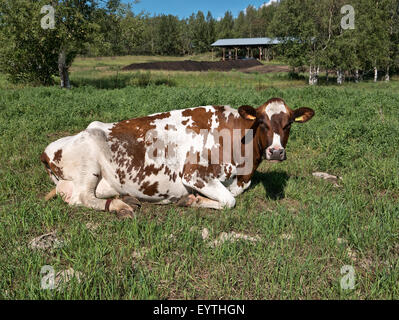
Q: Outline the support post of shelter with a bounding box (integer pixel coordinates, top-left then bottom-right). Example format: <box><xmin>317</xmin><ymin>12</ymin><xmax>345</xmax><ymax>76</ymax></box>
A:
<box><xmin>222</xmin><ymin>48</ymin><xmax>225</xmax><ymax>61</ymax></box>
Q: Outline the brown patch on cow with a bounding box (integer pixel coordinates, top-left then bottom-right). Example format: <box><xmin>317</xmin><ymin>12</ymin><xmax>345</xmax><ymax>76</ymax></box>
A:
<box><xmin>182</xmin><ymin>107</ymin><xmax>214</xmax><ymax>134</ymax></box>
<box><xmin>40</xmin><ymin>152</ymin><xmax>51</xmax><ymax>176</ymax></box>
<box><xmin>194</xmin><ymin>180</ymin><xmax>205</xmax><ymax>189</ymax></box>
<box><xmin>223</xmin><ymin>165</ymin><xmax>233</xmax><ymax>179</ymax></box>
<box><xmin>116</xmin><ymin>168</ymin><xmax>126</xmax><ymax>184</ymax></box>
<box><xmin>165</xmin><ymin>124</ymin><xmax>177</xmax><ymax>130</ymax></box>
<box><xmin>163</xmin><ymin>165</ymin><xmax>178</xmax><ymax>182</ymax></box>
<box><xmin>53</xmin><ymin>149</ymin><xmax>63</xmax><ymax>164</ymax></box>
<box><xmin>108</xmin><ymin>112</ymin><xmax>171</xmax><ymax>186</ymax></box>
<box><xmin>140</xmin><ymin>181</ymin><xmax>159</xmax><ymax>196</ymax></box>
<box><xmin>158</xmin><ymin>193</ymin><xmax>169</xmax><ymax>198</ymax></box>
<box><xmin>40</xmin><ymin>151</ymin><xmax>65</xmax><ymax>180</ymax></box>
<box><xmin>183</xmin><ymin>162</ymin><xmax>221</xmax><ymax>188</ymax></box>
<box><xmin>49</xmin><ymin>164</ymin><xmax>65</xmax><ymax>180</ymax></box>
<box><xmin>164</xmin><ymin>165</ymin><xmax>171</xmax><ymax>176</ymax></box>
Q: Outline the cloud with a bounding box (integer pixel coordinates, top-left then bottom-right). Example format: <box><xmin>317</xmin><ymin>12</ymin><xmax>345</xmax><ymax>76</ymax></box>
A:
<box><xmin>242</xmin><ymin>1</ymin><xmax>279</xmax><ymax>16</ymax></box>
<box><xmin>260</xmin><ymin>0</ymin><xmax>279</xmax><ymax>8</ymax></box>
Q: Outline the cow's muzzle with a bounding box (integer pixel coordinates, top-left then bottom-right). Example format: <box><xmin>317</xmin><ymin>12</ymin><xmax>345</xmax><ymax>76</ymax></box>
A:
<box><xmin>266</xmin><ymin>147</ymin><xmax>286</xmax><ymax>162</ymax></box>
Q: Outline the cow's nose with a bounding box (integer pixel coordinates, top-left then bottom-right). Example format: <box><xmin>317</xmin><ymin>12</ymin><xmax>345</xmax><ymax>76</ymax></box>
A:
<box><xmin>268</xmin><ymin>147</ymin><xmax>286</xmax><ymax>161</ymax></box>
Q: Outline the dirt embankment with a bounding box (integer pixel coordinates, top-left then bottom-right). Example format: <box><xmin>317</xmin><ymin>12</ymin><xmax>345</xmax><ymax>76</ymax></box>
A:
<box><xmin>240</xmin><ymin>64</ymin><xmax>291</xmax><ymax>73</ymax></box>
<box><xmin>122</xmin><ymin>59</ymin><xmax>263</xmax><ymax>72</ymax></box>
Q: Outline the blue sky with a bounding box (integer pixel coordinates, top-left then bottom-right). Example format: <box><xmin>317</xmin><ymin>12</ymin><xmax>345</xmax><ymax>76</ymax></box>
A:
<box><xmin>127</xmin><ymin>0</ymin><xmax>276</xmax><ymax>19</ymax></box>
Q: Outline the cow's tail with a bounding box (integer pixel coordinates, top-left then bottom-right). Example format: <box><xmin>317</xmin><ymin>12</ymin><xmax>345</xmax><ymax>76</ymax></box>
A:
<box><xmin>44</xmin><ymin>188</ymin><xmax>57</xmax><ymax>201</ymax></box>
<box><xmin>40</xmin><ymin>151</ymin><xmax>58</xmax><ymax>201</ymax></box>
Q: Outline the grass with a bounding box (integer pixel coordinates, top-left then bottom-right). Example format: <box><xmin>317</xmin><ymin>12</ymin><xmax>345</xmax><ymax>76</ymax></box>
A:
<box><xmin>0</xmin><ymin>55</ymin><xmax>398</xmax><ymax>299</ymax></box>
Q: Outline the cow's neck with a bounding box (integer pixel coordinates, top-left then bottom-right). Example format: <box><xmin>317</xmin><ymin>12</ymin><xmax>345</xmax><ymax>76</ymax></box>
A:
<box><xmin>238</xmin><ymin>124</ymin><xmax>267</xmax><ymax>185</ymax></box>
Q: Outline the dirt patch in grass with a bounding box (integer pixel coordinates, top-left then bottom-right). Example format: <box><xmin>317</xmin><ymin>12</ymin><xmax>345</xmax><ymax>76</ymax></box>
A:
<box><xmin>241</xmin><ymin>64</ymin><xmax>291</xmax><ymax>74</ymax></box>
<box><xmin>255</xmin><ymin>197</ymin><xmax>302</xmax><ymax>214</ymax></box>
<box><xmin>122</xmin><ymin>59</ymin><xmax>263</xmax><ymax>72</ymax></box>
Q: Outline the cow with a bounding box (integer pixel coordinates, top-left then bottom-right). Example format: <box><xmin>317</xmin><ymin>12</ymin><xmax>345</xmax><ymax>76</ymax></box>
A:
<box><xmin>41</xmin><ymin>98</ymin><xmax>314</xmax><ymax>218</ymax></box>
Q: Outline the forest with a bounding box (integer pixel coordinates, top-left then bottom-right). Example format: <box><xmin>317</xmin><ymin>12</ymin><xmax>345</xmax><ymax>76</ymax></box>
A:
<box><xmin>0</xmin><ymin>0</ymin><xmax>398</xmax><ymax>85</ymax></box>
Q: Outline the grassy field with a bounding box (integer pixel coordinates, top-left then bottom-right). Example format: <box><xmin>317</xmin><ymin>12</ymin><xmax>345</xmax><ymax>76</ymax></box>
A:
<box><xmin>0</xmin><ymin>55</ymin><xmax>398</xmax><ymax>299</ymax></box>
<box><xmin>68</xmin><ymin>54</ymin><xmax>300</xmax><ymax>90</ymax></box>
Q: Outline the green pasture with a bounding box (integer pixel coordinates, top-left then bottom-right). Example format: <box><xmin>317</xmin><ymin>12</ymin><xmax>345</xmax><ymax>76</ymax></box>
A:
<box><xmin>0</xmin><ymin>56</ymin><xmax>398</xmax><ymax>299</ymax></box>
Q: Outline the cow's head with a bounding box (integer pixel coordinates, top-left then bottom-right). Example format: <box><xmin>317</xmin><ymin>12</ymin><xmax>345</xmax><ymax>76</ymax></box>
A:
<box><xmin>238</xmin><ymin>98</ymin><xmax>314</xmax><ymax>162</ymax></box>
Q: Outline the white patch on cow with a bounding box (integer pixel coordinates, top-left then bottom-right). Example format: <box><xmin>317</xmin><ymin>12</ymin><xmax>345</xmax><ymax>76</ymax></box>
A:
<box><xmin>204</xmin><ymin>130</ymin><xmax>217</xmax><ymax>150</ymax></box>
<box><xmin>210</xmin><ymin>113</ymin><xmax>219</xmax><ymax>131</ymax></box>
<box><xmin>265</xmin><ymin>101</ymin><xmax>287</xmax><ymax>119</ymax></box>
<box><xmin>270</xmin><ymin>133</ymin><xmax>283</xmax><ymax>149</ymax></box>
<box><xmin>143</xmin><ymin>108</ymin><xmax>209</xmax><ymax>169</ymax></box>
<box><xmin>86</xmin><ymin>121</ymin><xmax>114</xmax><ymax>132</ymax></box>
<box><xmin>223</xmin><ymin>105</ymin><xmax>241</xmax><ymax>120</ymax></box>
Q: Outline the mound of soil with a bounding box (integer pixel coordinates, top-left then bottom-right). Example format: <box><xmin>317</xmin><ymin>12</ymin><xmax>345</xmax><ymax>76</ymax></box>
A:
<box><xmin>240</xmin><ymin>64</ymin><xmax>291</xmax><ymax>73</ymax></box>
<box><xmin>122</xmin><ymin>59</ymin><xmax>263</xmax><ymax>72</ymax></box>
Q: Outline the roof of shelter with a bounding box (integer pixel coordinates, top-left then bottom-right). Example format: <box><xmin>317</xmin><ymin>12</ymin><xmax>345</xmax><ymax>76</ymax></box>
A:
<box><xmin>211</xmin><ymin>38</ymin><xmax>281</xmax><ymax>47</ymax></box>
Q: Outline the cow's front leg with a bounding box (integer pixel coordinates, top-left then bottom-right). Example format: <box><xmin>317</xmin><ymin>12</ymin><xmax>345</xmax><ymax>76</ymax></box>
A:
<box><xmin>227</xmin><ymin>178</ymin><xmax>251</xmax><ymax>197</ymax></box>
<box><xmin>181</xmin><ymin>177</ymin><xmax>236</xmax><ymax>209</ymax></box>
<box><xmin>178</xmin><ymin>194</ymin><xmax>230</xmax><ymax>210</ymax></box>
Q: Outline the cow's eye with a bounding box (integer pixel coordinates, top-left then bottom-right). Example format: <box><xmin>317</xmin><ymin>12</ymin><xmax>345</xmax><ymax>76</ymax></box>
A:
<box><xmin>260</xmin><ymin>122</ymin><xmax>270</xmax><ymax>130</ymax></box>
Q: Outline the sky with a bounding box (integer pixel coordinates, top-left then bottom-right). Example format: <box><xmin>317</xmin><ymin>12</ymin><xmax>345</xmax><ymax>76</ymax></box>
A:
<box><xmin>127</xmin><ymin>0</ymin><xmax>278</xmax><ymax>19</ymax></box>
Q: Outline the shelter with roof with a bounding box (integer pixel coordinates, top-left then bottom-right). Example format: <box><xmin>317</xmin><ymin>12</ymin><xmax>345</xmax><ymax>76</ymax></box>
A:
<box><xmin>211</xmin><ymin>37</ymin><xmax>281</xmax><ymax>61</ymax></box>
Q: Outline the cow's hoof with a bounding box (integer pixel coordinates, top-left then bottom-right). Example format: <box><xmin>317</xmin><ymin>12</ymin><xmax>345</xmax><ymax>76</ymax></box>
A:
<box><xmin>177</xmin><ymin>194</ymin><xmax>198</xmax><ymax>207</ymax></box>
<box><xmin>116</xmin><ymin>209</ymin><xmax>135</xmax><ymax>219</ymax></box>
<box><xmin>122</xmin><ymin>196</ymin><xmax>142</xmax><ymax>209</ymax></box>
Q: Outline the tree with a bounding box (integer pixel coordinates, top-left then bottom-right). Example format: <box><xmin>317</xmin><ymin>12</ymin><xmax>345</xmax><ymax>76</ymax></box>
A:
<box><xmin>190</xmin><ymin>11</ymin><xmax>208</xmax><ymax>53</ymax></box>
<box><xmin>0</xmin><ymin>0</ymin><xmax>98</xmax><ymax>87</ymax></box>
<box><xmin>206</xmin><ymin>11</ymin><xmax>216</xmax><ymax>51</ymax></box>
<box><xmin>233</xmin><ymin>11</ymin><xmax>246</xmax><ymax>38</ymax></box>
<box><xmin>270</xmin><ymin>0</ymin><xmax>319</xmax><ymax>83</ymax></box>
<box><xmin>216</xmin><ymin>11</ymin><xmax>234</xmax><ymax>39</ymax></box>
<box><xmin>155</xmin><ymin>15</ymin><xmax>182</xmax><ymax>55</ymax></box>
<box><xmin>120</xmin><ymin>11</ymin><xmax>145</xmax><ymax>55</ymax></box>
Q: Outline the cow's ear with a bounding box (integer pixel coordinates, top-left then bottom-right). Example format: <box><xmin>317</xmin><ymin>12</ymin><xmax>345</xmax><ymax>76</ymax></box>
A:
<box><xmin>238</xmin><ymin>105</ymin><xmax>257</xmax><ymax>120</ymax></box>
<box><xmin>292</xmin><ymin>107</ymin><xmax>315</xmax><ymax>123</ymax></box>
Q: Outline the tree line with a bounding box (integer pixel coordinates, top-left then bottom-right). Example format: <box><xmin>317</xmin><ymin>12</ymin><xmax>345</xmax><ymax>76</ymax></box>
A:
<box><xmin>84</xmin><ymin>1</ymin><xmax>276</xmax><ymax>57</ymax></box>
<box><xmin>0</xmin><ymin>0</ymin><xmax>398</xmax><ymax>87</ymax></box>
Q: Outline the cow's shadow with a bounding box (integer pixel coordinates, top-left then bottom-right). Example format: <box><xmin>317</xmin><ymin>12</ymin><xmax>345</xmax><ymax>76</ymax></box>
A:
<box><xmin>250</xmin><ymin>170</ymin><xmax>290</xmax><ymax>200</ymax></box>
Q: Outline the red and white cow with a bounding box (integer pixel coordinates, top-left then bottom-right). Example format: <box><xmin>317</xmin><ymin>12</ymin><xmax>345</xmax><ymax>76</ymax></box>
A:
<box><xmin>41</xmin><ymin>98</ymin><xmax>314</xmax><ymax>218</ymax></box>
